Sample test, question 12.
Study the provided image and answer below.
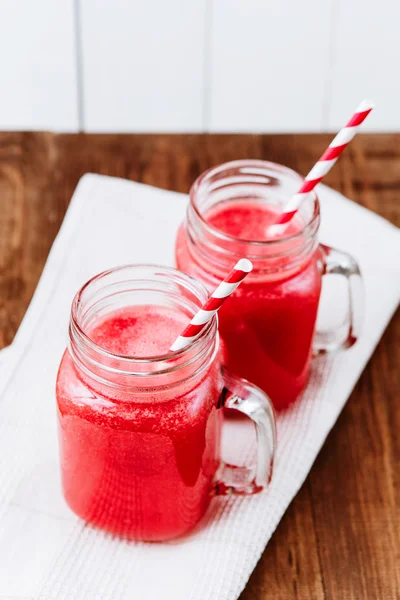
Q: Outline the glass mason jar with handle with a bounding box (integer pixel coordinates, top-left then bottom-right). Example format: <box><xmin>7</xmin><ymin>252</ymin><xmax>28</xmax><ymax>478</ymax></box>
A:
<box><xmin>175</xmin><ymin>160</ymin><xmax>363</xmax><ymax>411</ymax></box>
<box><xmin>56</xmin><ymin>265</ymin><xmax>276</xmax><ymax>542</ymax></box>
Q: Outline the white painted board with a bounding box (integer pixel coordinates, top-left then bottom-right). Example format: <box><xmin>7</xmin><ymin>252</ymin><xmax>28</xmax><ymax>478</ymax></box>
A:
<box><xmin>329</xmin><ymin>0</ymin><xmax>399</xmax><ymax>132</ymax></box>
<box><xmin>81</xmin><ymin>0</ymin><xmax>207</xmax><ymax>132</ymax></box>
<box><xmin>0</xmin><ymin>0</ymin><xmax>78</xmax><ymax>131</ymax></box>
<box><xmin>208</xmin><ymin>0</ymin><xmax>333</xmax><ymax>132</ymax></box>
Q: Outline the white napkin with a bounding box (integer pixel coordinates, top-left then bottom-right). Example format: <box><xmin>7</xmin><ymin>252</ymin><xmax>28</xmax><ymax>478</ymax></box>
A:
<box><xmin>0</xmin><ymin>174</ymin><xmax>398</xmax><ymax>600</ymax></box>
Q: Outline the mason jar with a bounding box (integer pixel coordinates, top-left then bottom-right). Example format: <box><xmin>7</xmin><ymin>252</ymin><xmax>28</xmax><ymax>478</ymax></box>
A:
<box><xmin>56</xmin><ymin>265</ymin><xmax>276</xmax><ymax>541</ymax></box>
<box><xmin>175</xmin><ymin>160</ymin><xmax>363</xmax><ymax>410</ymax></box>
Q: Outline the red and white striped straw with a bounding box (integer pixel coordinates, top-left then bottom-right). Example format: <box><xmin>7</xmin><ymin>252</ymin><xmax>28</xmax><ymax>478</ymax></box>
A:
<box><xmin>170</xmin><ymin>258</ymin><xmax>253</xmax><ymax>352</ymax></box>
<box><xmin>275</xmin><ymin>99</ymin><xmax>375</xmax><ymax>225</ymax></box>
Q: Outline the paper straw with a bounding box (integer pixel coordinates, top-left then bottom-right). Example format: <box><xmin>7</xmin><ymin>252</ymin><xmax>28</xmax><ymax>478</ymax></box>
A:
<box><xmin>170</xmin><ymin>258</ymin><xmax>253</xmax><ymax>352</ymax></box>
<box><xmin>275</xmin><ymin>99</ymin><xmax>375</xmax><ymax>225</ymax></box>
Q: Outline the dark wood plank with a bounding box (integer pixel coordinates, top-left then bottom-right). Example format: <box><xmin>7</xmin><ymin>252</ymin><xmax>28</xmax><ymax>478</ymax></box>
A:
<box><xmin>0</xmin><ymin>133</ymin><xmax>398</xmax><ymax>599</ymax></box>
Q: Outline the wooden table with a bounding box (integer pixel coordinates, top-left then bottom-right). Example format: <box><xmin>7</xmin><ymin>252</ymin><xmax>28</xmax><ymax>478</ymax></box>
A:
<box><xmin>0</xmin><ymin>133</ymin><xmax>399</xmax><ymax>599</ymax></box>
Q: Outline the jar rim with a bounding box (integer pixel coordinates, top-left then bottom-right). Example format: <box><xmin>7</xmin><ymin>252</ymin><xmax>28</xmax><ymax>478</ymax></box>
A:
<box><xmin>70</xmin><ymin>264</ymin><xmax>216</xmax><ymax>369</ymax></box>
<box><xmin>189</xmin><ymin>159</ymin><xmax>320</xmax><ymax>247</ymax></box>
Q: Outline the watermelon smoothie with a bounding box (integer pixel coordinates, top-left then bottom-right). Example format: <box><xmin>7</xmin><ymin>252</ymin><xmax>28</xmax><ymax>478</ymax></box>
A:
<box><xmin>56</xmin><ymin>265</ymin><xmax>276</xmax><ymax>541</ymax></box>
<box><xmin>175</xmin><ymin>161</ymin><xmax>324</xmax><ymax>411</ymax></box>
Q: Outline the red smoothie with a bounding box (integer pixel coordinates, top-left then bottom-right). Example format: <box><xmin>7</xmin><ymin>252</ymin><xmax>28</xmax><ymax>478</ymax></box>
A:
<box><xmin>56</xmin><ymin>305</ymin><xmax>222</xmax><ymax>541</ymax></box>
<box><xmin>176</xmin><ymin>200</ymin><xmax>323</xmax><ymax>410</ymax></box>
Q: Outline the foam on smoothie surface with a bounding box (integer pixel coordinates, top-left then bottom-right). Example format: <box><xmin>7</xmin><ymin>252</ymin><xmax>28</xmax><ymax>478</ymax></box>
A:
<box><xmin>205</xmin><ymin>199</ymin><xmax>300</xmax><ymax>240</ymax></box>
<box><xmin>88</xmin><ymin>305</ymin><xmax>187</xmax><ymax>357</ymax></box>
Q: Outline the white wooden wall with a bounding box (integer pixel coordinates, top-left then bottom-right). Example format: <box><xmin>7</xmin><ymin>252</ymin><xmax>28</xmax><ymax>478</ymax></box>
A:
<box><xmin>0</xmin><ymin>0</ymin><xmax>397</xmax><ymax>132</ymax></box>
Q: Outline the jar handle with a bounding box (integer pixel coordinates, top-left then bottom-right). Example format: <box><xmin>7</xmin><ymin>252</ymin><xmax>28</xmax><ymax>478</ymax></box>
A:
<box><xmin>314</xmin><ymin>244</ymin><xmax>364</xmax><ymax>354</ymax></box>
<box><xmin>213</xmin><ymin>367</ymin><xmax>276</xmax><ymax>496</ymax></box>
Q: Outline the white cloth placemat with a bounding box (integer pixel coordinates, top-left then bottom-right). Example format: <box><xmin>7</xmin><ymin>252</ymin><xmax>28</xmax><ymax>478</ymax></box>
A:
<box><xmin>0</xmin><ymin>174</ymin><xmax>399</xmax><ymax>600</ymax></box>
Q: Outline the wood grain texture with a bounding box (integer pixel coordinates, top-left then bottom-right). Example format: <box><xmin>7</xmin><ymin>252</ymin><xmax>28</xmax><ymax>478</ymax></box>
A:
<box><xmin>0</xmin><ymin>133</ymin><xmax>399</xmax><ymax>599</ymax></box>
